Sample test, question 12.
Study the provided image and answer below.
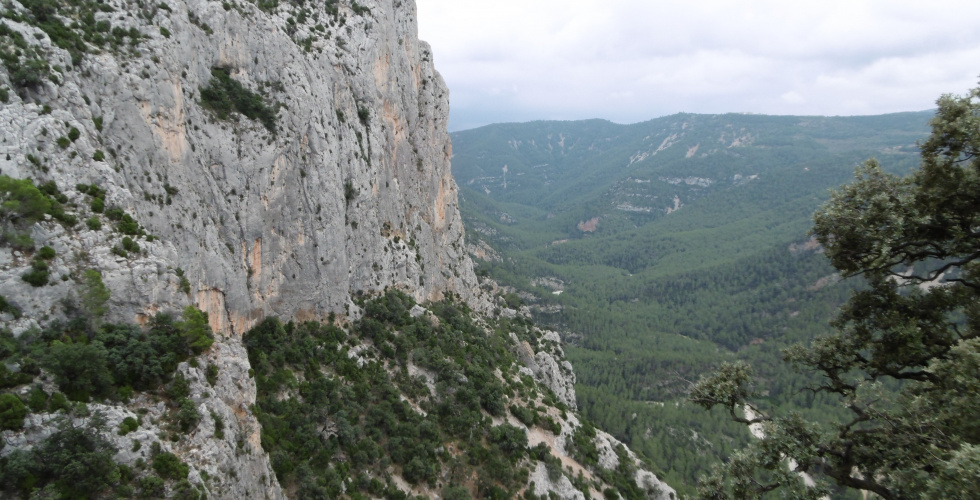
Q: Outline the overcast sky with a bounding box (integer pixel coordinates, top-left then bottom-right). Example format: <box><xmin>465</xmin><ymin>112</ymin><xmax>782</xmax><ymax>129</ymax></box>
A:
<box><xmin>415</xmin><ymin>0</ymin><xmax>980</xmax><ymax>131</ymax></box>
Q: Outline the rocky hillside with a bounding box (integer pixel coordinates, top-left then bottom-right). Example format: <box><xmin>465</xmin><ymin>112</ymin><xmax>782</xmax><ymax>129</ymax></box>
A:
<box><xmin>0</xmin><ymin>0</ymin><xmax>674</xmax><ymax>498</ymax></box>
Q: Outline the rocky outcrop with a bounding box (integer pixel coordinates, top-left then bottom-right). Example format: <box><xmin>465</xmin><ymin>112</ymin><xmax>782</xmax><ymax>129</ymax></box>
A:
<box><xmin>0</xmin><ymin>0</ymin><xmax>479</xmax><ymax>336</ymax></box>
<box><xmin>0</xmin><ymin>0</ymin><xmax>676</xmax><ymax>497</ymax></box>
<box><xmin>0</xmin><ymin>0</ymin><xmax>480</xmax><ymax>497</ymax></box>
<box><xmin>529</xmin><ymin>461</ymin><xmax>586</xmax><ymax>500</ymax></box>
<box><xmin>7</xmin><ymin>336</ymin><xmax>283</xmax><ymax>499</ymax></box>
<box><xmin>513</xmin><ymin>328</ymin><xmax>578</xmax><ymax>411</ymax></box>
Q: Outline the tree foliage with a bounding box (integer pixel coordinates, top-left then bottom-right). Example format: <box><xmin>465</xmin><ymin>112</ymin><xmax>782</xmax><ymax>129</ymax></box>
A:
<box><xmin>0</xmin><ymin>176</ymin><xmax>50</xmax><ymax>226</ymax></box>
<box><xmin>199</xmin><ymin>67</ymin><xmax>277</xmax><ymax>133</ymax></box>
<box><xmin>0</xmin><ymin>423</ymin><xmax>119</xmax><ymax>498</ymax></box>
<box><xmin>0</xmin><ymin>393</ymin><xmax>27</xmax><ymax>430</ymax></box>
<box><xmin>691</xmin><ymin>85</ymin><xmax>980</xmax><ymax>499</ymax></box>
<box><xmin>79</xmin><ymin>269</ymin><xmax>110</xmax><ymax>329</ymax></box>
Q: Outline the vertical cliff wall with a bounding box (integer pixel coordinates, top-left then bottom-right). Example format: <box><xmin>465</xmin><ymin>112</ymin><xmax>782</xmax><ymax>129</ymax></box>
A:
<box><xmin>0</xmin><ymin>0</ymin><xmax>478</xmax><ymax>335</ymax></box>
<box><xmin>0</xmin><ymin>1</ymin><xmax>678</xmax><ymax>498</ymax></box>
<box><xmin>0</xmin><ymin>1</ymin><xmax>477</xmax><ymax>497</ymax></box>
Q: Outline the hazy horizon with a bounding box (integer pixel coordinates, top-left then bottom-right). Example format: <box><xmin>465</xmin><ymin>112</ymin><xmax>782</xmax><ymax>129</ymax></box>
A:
<box><xmin>445</xmin><ymin>107</ymin><xmax>937</xmax><ymax>134</ymax></box>
<box><xmin>416</xmin><ymin>0</ymin><xmax>980</xmax><ymax>132</ymax></box>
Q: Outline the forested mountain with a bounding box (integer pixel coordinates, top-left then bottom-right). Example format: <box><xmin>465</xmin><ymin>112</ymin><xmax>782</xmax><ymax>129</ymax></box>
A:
<box><xmin>451</xmin><ymin>111</ymin><xmax>933</xmax><ymax>496</ymax></box>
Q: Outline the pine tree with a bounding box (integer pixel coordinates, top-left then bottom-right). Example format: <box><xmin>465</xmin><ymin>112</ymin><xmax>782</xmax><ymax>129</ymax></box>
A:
<box><xmin>691</xmin><ymin>84</ymin><xmax>980</xmax><ymax>499</ymax></box>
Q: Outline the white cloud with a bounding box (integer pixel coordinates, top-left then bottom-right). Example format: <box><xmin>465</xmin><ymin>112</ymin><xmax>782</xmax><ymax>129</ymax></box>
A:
<box><xmin>781</xmin><ymin>91</ymin><xmax>806</xmax><ymax>104</ymax></box>
<box><xmin>416</xmin><ymin>0</ymin><xmax>980</xmax><ymax>130</ymax></box>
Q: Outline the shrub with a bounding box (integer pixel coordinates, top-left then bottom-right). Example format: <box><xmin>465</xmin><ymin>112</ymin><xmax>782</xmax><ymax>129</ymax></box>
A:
<box><xmin>57</xmin><ymin>136</ymin><xmax>71</xmax><ymax>148</ymax></box>
<box><xmin>27</xmin><ymin>385</ymin><xmax>47</xmax><ymax>411</ymax></box>
<box><xmin>86</xmin><ymin>216</ymin><xmax>102</xmax><ymax>230</ymax></box>
<box><xmin>176</xmin><ymin>398</ymin><xmax>201</xmax><ymax>432</ymax></box>
<box><xmin>211</xmin><ymin>410</ymin><xmax>224</xmax><ymax>438</ymax></box>
<box><xmin>488</xmin><ymin>423</ymin><xmax>529</xmax><ymax>457</ymax></box>
<box><xmin>90</xmin><ymin>197</ymin><xmax>104</xmax><ymax>213</ymax></box>
<box><xmin>92</xmin><ymin>149</ymin><xmax>105</xmax><ymax>161</ymax></box>
<box><xmin>121</xmin><ymin>236</ymin><xmax>139</xmax><ymax>253</ymax></box>
<box><xmin>104</xmin><ymin>207</ymin><xmax>123</xmax><ymax>220</ymax></box>
<box><xmin>48</xmin><ymin>392</ymin><xmax>70</xmax><ymax>412</ymax></box>
<box><xmin>79</xmin><ymin>269</ymin><xmax>110</xmax><ymax>323</ymax></box>
<box><xmin>0</xmin><ymin>294</ymin><xmax>22</xmax><ymax>318</ymax></box>
<box><xmin>0</xmin><ymin>363</ymin><xmax>33</xmax><ymax>388</ymax></box>
<box><xmin>351</xmin><ymin>1</ymin><xmax>370</xmax><ymax>15</ymax></box>
<box><xmin>509</xmin><ymin>404</ymin><xmax>537</xmax><ymax>427</ymax></box>
<box><xmin>37</xmin><ymin>245</ymin><xmax>56</xmax><ymax>259</ymax></box>
<box><xmin>199</xmin><ymin>67</ymin><xmax>277</xmax><ymax>133</ymax></box>
<box><xmin>206</xmin><ymin>363</ymin><xmax>218</xmax><ymax>386</ymax></box>
<box><xmin>344</xmin><ymin>180</ymin><xmax>358</xmax><ymax>203</ymax></box>
<box><xmin>152</xmin><ymin>451</ymin><xmax>189</xmax><ymax>479</ymax></box>
<box><xmin>178</xmin><ymin>273</ymin><xmax>191</xmax><ymax>295</ymax></box>
<box><xmin>29</xmin><ymin>426</ymin><xmax>119</xmax><ymax>498</ymax></box>
<box><xmin>171</xmin><ymin>479</ymin><xmax>203</xmax><ymax>500</ymax></box>
<box><xmin>117</xmin><ymin>213</ymin><xmax>139</xmax><ymax>234</ymax></box>
<box><xmin>0</xmin><ymin>393</ymin><xmax>28</xmax><ymax>430</ymax></box>
<box><xmin>22</xmin><ymin>259</ymin><xmax>50</xmax><ymax>287</ymax></box>
<box><xmin>139</xmin><ymin>476</ymin><xmax>165</xmax><ymax>497</ymax></box>
<box><xmin>7</xmin><ymin>58</ymin><xmax>47</xmax><ymax>89</ymax></box>
<box><xmin>0</xmin><ymin>176</ymin><xmax>51</xmax><ymax>226</ymax></box>
<box><xmin>2</xmin><ymin>230</ymin><xmax>34</xmax><ymax>250</ymax></box>
<box><xmin>167</xmin><ymin>372</ymin><xmax>190</xmax><ymax>400</ymax></box>
<box><xmin>159</xmin><ymin>27</ymin><xmax>171</xmax><ymax>38</ymax></box>
<box><xmin>179</xmin><ymin>306</ymin><xmax>213</xmax><ymax>353</ymax></box>
<box><xmin>118</xmin><ymin>416</ymin><xmax>139</xmax><ymax>435</ymax></box>
<box><xmin>503</xmin><ymin>292</ymin><xmax>523</xmax><ymax>309</ymax></box>
<box><xmin>541</xmin><ymin>415</ymin><xmax>562</xmax><ymax>435</ymax></box>
<box><xmin>67</xmin><ymin>127</ymin><xmax>80</xmax><ymax>142</ymax></box>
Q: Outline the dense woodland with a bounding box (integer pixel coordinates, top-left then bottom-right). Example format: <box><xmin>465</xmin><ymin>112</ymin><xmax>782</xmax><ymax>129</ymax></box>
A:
<box><xmin>452</xmin><ymin>111</ymin><xmax>932</xmax><ymax>496</ymax></box>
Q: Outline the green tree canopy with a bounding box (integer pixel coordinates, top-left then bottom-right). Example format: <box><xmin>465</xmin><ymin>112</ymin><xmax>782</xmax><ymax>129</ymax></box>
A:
<box><xmin>691</xmin><ymin>85</ymin><xmax>980</xmax><ymax>499</ymax></box>
<box><xmin>0</xmin><ymin>176</ymin><xmax>50</xmax><ymax>226</ymax></box>
<box><xmin>78</xmin><ymin>269</ymin><xmax>110</xmax><ymax>330</ymax></box>
<box><xmin>178</xmin><ymin>305</ymin><xmax>214</xmax><ymax>354</ymax></box>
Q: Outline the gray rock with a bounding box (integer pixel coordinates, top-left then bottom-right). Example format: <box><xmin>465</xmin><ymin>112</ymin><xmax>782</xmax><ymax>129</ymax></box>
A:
<box><xmin>0</xmin><ymin>0</ymin><xmax>481</xmax><ymax>335</ymax></box>
<box><xmin>530</xmin><ymin>461</ymin><xmax>586</xmax><ymax>500</ymax></box>
<box><xmin>0</xmin><ymin>0</ymin><xmax>675</xmax><ymax>497</ymax></box>
<box><xmin>533</xmin><ymin>350</ymin><xmax>578</xmax><ymax>410</ymax></box>
<box><xmin>409</xmin><ymin>304</ymin><xmax>427</xmax><ymax>317</ymax></box>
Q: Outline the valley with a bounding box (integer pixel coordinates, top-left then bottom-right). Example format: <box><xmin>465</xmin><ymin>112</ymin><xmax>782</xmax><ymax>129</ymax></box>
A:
<box><xmin>451</xmin><ymin>111</ymin><xmax>932</xmax><ymax>496</ymax></box>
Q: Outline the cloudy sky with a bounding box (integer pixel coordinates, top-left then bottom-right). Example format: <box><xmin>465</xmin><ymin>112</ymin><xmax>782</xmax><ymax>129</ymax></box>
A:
<box><xmin>415</xmin><ymin>0</ymin><xmax>980</xmax><ymax>131</ymax></box>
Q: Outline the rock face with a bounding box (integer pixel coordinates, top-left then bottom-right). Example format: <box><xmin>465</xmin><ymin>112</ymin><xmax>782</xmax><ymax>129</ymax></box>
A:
<box><xmin>0</xmin><ymin>0</ymin><xmax>478</xmax><ymax>335</ymax></box>
<box><xmin>0</xmin><ymin>0</ymin><xmax>478</xmax><ymax>498</ymax></box>
<box><xmin>513</xmin><ymin>328</ymin><xmax>578</xmax><ymax>410</ymax></box>
<box><xmin>0</xmin><ymin>0</ymin><xmax>676</xmax><ymax>498</ymax></box>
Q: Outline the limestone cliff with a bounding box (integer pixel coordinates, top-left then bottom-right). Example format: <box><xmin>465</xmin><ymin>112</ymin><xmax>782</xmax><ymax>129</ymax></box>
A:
<box><xmin>0</xmin><ymin>0</ymin><xmax>675</xmax><ymax>498</ymax></box>
<box><xmin>1</xmin><ymin>0</ymin><xmax>478</xmax><ymax>336</ymax></box>
<box><xmin>0</xmin><ymin>0</ymin><xmax>479</xmax><ymax>497</ymax></box>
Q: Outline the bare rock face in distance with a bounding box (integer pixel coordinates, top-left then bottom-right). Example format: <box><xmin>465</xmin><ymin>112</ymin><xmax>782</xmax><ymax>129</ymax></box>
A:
<box><xmin>1</xmin><ymin>0</ymin><xmax>478</xmax><ymax>334</ymax></box>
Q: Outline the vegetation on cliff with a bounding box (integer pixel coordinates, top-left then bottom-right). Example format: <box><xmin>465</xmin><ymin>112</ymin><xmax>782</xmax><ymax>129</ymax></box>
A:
<box><xmin>245</xmin><ymin>290</ymin><xmax>662</xmax><ymax>499</ymax></box>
